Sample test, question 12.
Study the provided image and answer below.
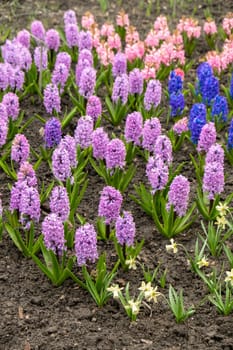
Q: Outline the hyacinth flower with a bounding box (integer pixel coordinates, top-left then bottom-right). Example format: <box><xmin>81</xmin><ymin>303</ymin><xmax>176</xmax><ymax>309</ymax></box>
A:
<box><xmin>68</xmin><ymin>223</ymin><xmax>119</xmax><ymax>307</ymax></box>
<box><xmin>11</xmin><ymin>134</ymin><xmax>30</xmax><ymax>165</ymax></box>
<box><xmin>169</xmin><ymin>92</ymin><xmax>185</xmax><ymax>118</ymax></box>
<box><xmin>113</xmin><ymin>211</ymin><xmax>144</xmax><ymax>271</ymax></box>
<box><xmin>203</xmin><ymin>18</ymin><xmax>218</xmax><ymax>50</ymax></box>
<box><xmin>199</xmin><ymin>75</ymin><xmax>219</xmax><ymax>106</ymax></box>
<box><xmin>128</xmin><ymin>68</ymin><xmax>144</xmax><ymax>109</ymax></box>
<box><xmin>225</xmin><ymin>118</ymin><xmax>233</xmax><ymax>165</ymax></box>
<box><xmin>31</xmin><ymin>213</ymin><xmax>75</xmax><ymax>287</ymax></box>
<box><xmin>97</xmin><ymin>185</ymin><xmax>123</xmax><ymax>240</ymax></box>
<box><xmin>43</xmin><ymin>83</ymin><xmax>61</xmax><ymax>115</ymax></box>
<box><xmin>141</xmin><ymin>117</ymin><xmax>162</xmax><ymax>159</ymax></box>
<box><xmin>188</xmin><ymin>103</ymin><xmax>207</xmax><ymax>145</ymax></box>
<box><xmin>124</xmin><ymin>111</ymin><xmax>143</xmax><ymax>163</ymax></box>
<box><xmin>5</xmin><ymin>162</ymin><xmax>42</xmax><ymax>257</ymax></box>
<box><xmin>143</xmin><ymin>79</ymin><xmax>162</xmax><ymax>118</ymax></box>
<box><xmin>86</xmin><ymin>95</ymin><xmax>102</xmax><ymax>123</ymax></box>
<box><xmin>210</xmin><ymin>95</ymin><xmax>229</xmax><ymax>131</ymax></box>
<box><xmin>168</xmin><ymin>117</ymin><xmax>189</xmax><ymax>152</ymax></box>
<box><xmin>90</xmin><ymin>137</ymin><xmax>136</xmax><ymax>193</ymax></box>
<box><xmin>177</xmin><ymin>17</ymin><xmax>201</xmax><ymax>57</ymax></box>
<box><xmin>105</xmin><ymin>74</ymin><xmax>129</xmax><ymax>126</ymax></box>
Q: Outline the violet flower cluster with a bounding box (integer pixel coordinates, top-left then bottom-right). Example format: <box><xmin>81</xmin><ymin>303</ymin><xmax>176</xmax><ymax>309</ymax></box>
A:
<box><xmin>92</xmin><ymin>127</ymin><xmax>109</xmax><ymax>160</ymax></box>
<box><xmin>43</xmin><ymin>83</ymin><xmax>61</xmax><ymax>114</ymax></box>
<box><xmin>2</xmin><ymin>92</ymin><xmax>19</xmax><ymax>120</ymax></box>
<box><xmin>11</xmin><ymin>134</ymin><xmax>30</xmax><ymax>164</ymax></box>
<box><xmin>146</xmin><ymin>155</ymin><xmax>169</xmax><ymax>193</ymax></box>
<box><xmin>129</xmin><ymin>68</ymin><xmax>143</xmax><ymax>95</ymax></box>
<box><xmin>98</xmin><ymin>186</ymin><xmax>123</xmax><ymax>225</ymax></box>
<box><xmin>166</xmin><ymin>175</ymin><xmax>190</xmax><ymax>217</ymax></box>
<box><xmin>112</xmin><ymin>74</ymin><xmax>129</xmax><ymax>105</ymax></box>
<box><xmin>52</xmin><ymin>146</ymin><xmax>72</xmax><ymax>182</ymax></box>
<box><xmin>75</xmin><ymin>223</ymin><xmax>98</xmax><ymax>266</ymax></box>
<box><xmin>34</xmin><ymin>46</ymin><xmax>48</xmax><ymax>71</ymax></box>
<box><xmin>45</xmin><ymin>29</ymin><xmax>60</xmax><ymax>51</ymax></box>
<box><xmin>124</xmin><ymin>111</ymin><xmax>143</xmax><ymax>145</ymax></box>
<box><xmin>154</xmin><ymin>135</ymin><xmax>173</xmax><ymax>165</ymax></box>
<box><xmin>42</xmin><ymin>213</ymin><xmax>66</xmax><ymax>254</ymax></box>
<box><xmin>59</xmin><ymin>135</ymin><xmax>77</xmax><ymax>168</ymax></box>
<box><xmin>86</xmin><ymin>95</ymin><xmax>102</xmax><ymax>122</ymax></box>
<box><xmin>203</xmin><ymin>143</ymin><xmax>225</xmax><ymax>200</ymax></box>
<box><xmin>112</xmin><ymin>52</ymin><xmax>127</xmax><ymax>77</ymax></box>
<box><xmin>44</xmin><ymin>117</ymin><xmax>62</xmax><ymax>148</ymax></box>
<box><xmin>197</xmin><ymin>122</ymin><xmax>216</xmax><ymax>153</ymax></box>
<box><xmin>106</xmin><ymin>138</ymin><xmax>126</xmax><ymax>170</ymax></box>
<box><xmin>144</xmin><ymin>79</ymin><xmax>162</xmax><ymax>111</ymax></box>
<box><xmin>49</xmin><ymin>186</ymin><xmax>70</xmax><ymax>222</ymax></box>
<box><xmin>142</xmin><ymin>117</ymin><xmax>161</xmax><ymax>152</ymax></box>
<box><xmin>79</xmin><ymin>66</ymin><xmax>96</xmax><ymax>99</ymax></box>
<box><xmin>74</xmin><ymin>115</ymin><xmax>93</xmax><ymax>149</ymax></box>
<box><xmin>115</xmin><ymin>211</ymin><xmax>136</xmax><ymax>247</ymax></box>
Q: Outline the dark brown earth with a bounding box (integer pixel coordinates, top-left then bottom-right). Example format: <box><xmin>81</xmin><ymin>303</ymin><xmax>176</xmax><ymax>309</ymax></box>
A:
<box><xmin>1</xmin><ymin>1</ymin><xmax>233</xmax><ymax>349</ymax></box>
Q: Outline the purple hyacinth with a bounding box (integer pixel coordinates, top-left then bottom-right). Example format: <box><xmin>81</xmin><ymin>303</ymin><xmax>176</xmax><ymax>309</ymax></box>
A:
<box><xmin>189</xmin><ymin>103</ymin><xmax>207</xmax><ymax>145</ymax></box>
<box><xmin>11</xmin><ymin>134</ymin><xmax>30</xmax><ymax>164</ymax></box>
<box><xmin>92</xmin><ymin>127</ymin><xmax>109</xmax><ymax>160</ymax></box>
<box><xmin>78</xmin><ymin>30</ymin><xmax>93</xmax><ymax>51</ymax></box>
<box><xmin>2</xmin><ymin>92</ymin><xmax>19</xmax><ymax>120</ymax></box>
<box><xmin>75</xmin><ymin>60</ymin><xmax>92</xmax><ymax>86</ymax></box>
<box><xmin>0</xmin><ymin>120</ymin><xmax>8</xmax><ymax>147</ymax></box>
<box><xmin>34</xmin><ymin>46</ymin><xmax>48</xmax><ymax>71</ymax></box>
<box><xmin>98</xmin><ymin>186</ymin><xmax>123</xmax><ymax>225</ymax></box>
<box><xmin>197</xmin><ymin>122</ymin><xmax>216</xmax><ymax>153</ymax></box>
<box><xmin>31</xmin><ymin>20</ymin><xmax>45</xmax><ymax>42</ymax></box>
<box><xmin>10</xmin><ymin>181</ymin><xmax>28</xmax><ymax>212</ymax></box>
<box><xmin>112</xmin><ymin>52</ymin><xmax>127</xmax><ymax>77</ymax></box>
<box><xmin>211</xmin><ymin>95</ymin><xmax>228</xmax><ymax>123</ymax></box>
<box><xmin>52</xmin><ymin>63</ymin><xmax>69</xmax><ymax>90</ymax></box>
<box><xmin>17</xmin><ymin>29</ymin><xmax>31</xmax><ymax>49</ymax></box>
<box><xmin>79</xmin><ymin>66</ymin><xmax>96</xmax><ymax>99</ymax></box>
<box><xmin>44</xmin><ymin>117</ymin><xmax>62</xmax><ymax>148</ymax></box>
<box><xmin>129</xmin><ymin>68</ymin><xmax>143</xmax><ymax>95</ymax></box>
<box><xmin>74</xmin><ymin>115</ymin><xmax>93</xmax><ymax>149</ymax></box>
<box><xmin>106</xmin><ymin>138</ymin><xmax>126</xmax><ymax>169</ymax></box>
<box><xmin>0</xmin><ymin>102</ymin><xmax>8</xmax><ymax>123</ymax></box>
<box><xmin>65</xmin><ymin>23</ymin><xmax>79</xmax><ymax>48</ymax></box>
<box><xmin>173</xmin><ymin>117</ymin><xmax>188</xmax><ymax>135</ymax></box>
<box><xmin>45</xmin><ymin>29</ymin><xmax>60</xmax><ymax>51</ymax></box>
<box><xmin>227</xmin><ymin>119</ymin><xmax>233</xmax><ymax>150</ymax></box>
<box><xmin>166</xmin><ymin>175</ymin><xmax>190</xmax><ymax>217</ymax></box>
<box><xmin>20</xmin><ymin>47</ymin><xmax>32</xmax><ymax>71</ymax></box>
<box><xmin>55</xmin><ymin>52</ymin><xmax>72</xmax><ymax>71</ymax></box>
<box><xmin>112</xmin><ymin>74</ymin><xmax>129</xmax><ymax>105</ymax></box>
<box><xmin>206</xmin><ymin>143</ymin><xmax>224</xmax><ymax>166</ymax></box>
<box><xmin>115</xmin><ymin>211</ymin><xmax>136</xmax><ymax>247</ymax></box>
<box><xmin>168</xmin><ymin>70</ymin><xmax>183</xmax><ymax>95</ymax></box>
<box><xmin>86</xmin><ymin>95</ymin><xmax>102</xmax><ymax>122</ymax></box>
<box><xmin>200</xmin><ymin>75</ymin><xmax>219</xmax><ymax>106</ymax></box>
<box><xmin>43</xmin><ymin>84</ymin><xmax>61</xmax><ymax>114</ymax></box>
<box><xmin>169</xmin><ymin>92</ymin><xmax>185</xmax><ymax>117</ymax></box>
<box><xmin>9</xmin><ymin>68</ymin><xmax>25</xmax><ymax>91</ymax></box>
<box><xmin>59</xmin><ymin>135</ymin><xmax>77</xmax><ymax>168</ymax></box>
<box><xmin>1</xmin><ymin>40</ymin><xmax>20</xmax><ymax>67</ymax></box>
<box><xmin>49</xmin><ymin>186</ymin><xmax>70</xmax><ymax>222</ymax></box>
<box><xmin>154</xmin><ymin>135</ymin><xmax>173</xmax><ymax>165</ymax></box>
<box><xmin>124</xmin><ymin>111</ymin><xmax>143</xmax><ymax>146</ymax></box>
<box><xmin>142</xmin><ymin>117</ymin><xmax>161</xmax><ymax>152</ymax></box>
<box><xmin>42</xmin><ymin>213</ymin><xmax>66</xmax><ymax>254</ymax></box>
<box><xmin>64</xmin><ymin>9</ymin><xmax>77</xmax><ymax>26</ymax></box>
<box><xmin>17</xmin><ymin>161</ymin><xmax>37</xmax><ymax>187</ymax></box>
<box><xmin>144</xmin><ymin>79</ymin><xmax>162</xmax><ymax>111</ymax></box>
<box><xmin>0</xmin><ymin>63</ymin><xmax>9</xmax><ymax>90</ymax></box>
<box><xmin>146</xmin><ymin>155</ymin><xmax>169</xmax><ymax>192</ymax></box>
<box><xmin>203</xmin><ymin>161</ymin><xmax>224</xmax><ymax>200</ymax></box>
<box><xmin>75</xmin><ymin>223</ymin><xmax>98</xmax><ymax>266</ymax></box>
<box><xmin>19</xmin><ymin>186</ymin><xmax>40</xmax><ymax>224</ymax></box>
<box><xmin>78</xmin><ymin>49</ymin><xmax>93</xmax><ymax>66</ymax></box>
<box><xmin>52</xmin><ymin>146</ymin><xmax>71</xmax><ymax>182</ymax></box>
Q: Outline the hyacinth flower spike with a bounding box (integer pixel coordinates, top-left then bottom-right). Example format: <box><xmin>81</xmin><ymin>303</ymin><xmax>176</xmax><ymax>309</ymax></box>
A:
<box><xmin>68</xmin><ymin>223</ymin><xmax>120</xmax><ymax>307</ymax></box>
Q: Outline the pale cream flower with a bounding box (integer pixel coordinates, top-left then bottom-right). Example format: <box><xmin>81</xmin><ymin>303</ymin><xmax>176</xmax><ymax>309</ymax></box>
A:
<box><xmin>215</xmin><ymin>215</ymin><xmax>227</xmax><ymax>230</ymax></box>
<box><xmin>107</xmin><ymin>284</ymin><xmax>123</xmax><ymax>298</ymax></box>
<box><xmin>125</xmin><ymin>257</ymin><xmax>137</xmax><ymax>270</ymax></box>
<box><xmin>166</xmin><ymin>238</ymin><xmax>178</xmax><ymax>254</ymax></box>
<box><xmin>216</xmin><ymin>202</ymin><xmax>229</xmax><ymax>217</ymax></box>
<box><xmin>145</xmin><ymin>286</ymin><xmax>161</xmax><ymax>303</ymax></box>
<box><xmin>197</xmin><ymin>257</ymin><xmax>209</xmax><ymax>269</ymax></box>
<box><xmin>225</xmin><ymin>269</ymin><xmax>233</xmax><ymax>286</ymax></box>
<box><xmin>127</xmin><ymin>299</ymin><xmax>141</xmax><ymax>315</ymax></box>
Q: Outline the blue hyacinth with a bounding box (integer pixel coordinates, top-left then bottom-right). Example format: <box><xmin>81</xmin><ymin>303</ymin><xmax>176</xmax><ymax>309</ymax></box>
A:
<box><xmin>199</xmin><ymin>75</ymin><xmax>219</xmax><ymax>106</ymax></box>
<box><xmin>168</xmin><ymin>71</ymin><xmax>183</xmax><ymax>95</ymax></box>
<box><xmin>189</xmin><ymin>103</ymin><xmax>207</xmax><ymax>144</ymax></box>
<box><xmin>230</xmin><ymin>73</ymin><xmax>233</xmax><ymax>100</ymax></box>
<box><xmin>169</xmin><ymin>92</ymin><xmax>185</xmax><ymax>117</ymax></box>
<box><xmin>211</xmin><ymin>95</ymin><xmax>228</xmax><ymax>122</ymax></box>
<box><xmin>196</xmin><ymin>62</ymin><xmax>213</xmax><ymax>83</ymax></box>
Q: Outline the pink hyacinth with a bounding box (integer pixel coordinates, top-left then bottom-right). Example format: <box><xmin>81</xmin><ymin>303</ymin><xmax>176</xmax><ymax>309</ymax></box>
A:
<box><xmin>203</xmin><ymin>19</ymin><xmax>217</xmax><ymax>35</ymax></box>
<box><xmin>116</xmin><ymin>10</ymin><xmax>130</xmax><ymax>27</ymax></box>
<box><xmin>81</xmin><ymin>12</ymin><xmax>95</xmax><ymax>30</ymax></box>
<box><xmin>173</xmin><ymin>117</ymin><xmax>188</xmax><ymax>136</ymax></box>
